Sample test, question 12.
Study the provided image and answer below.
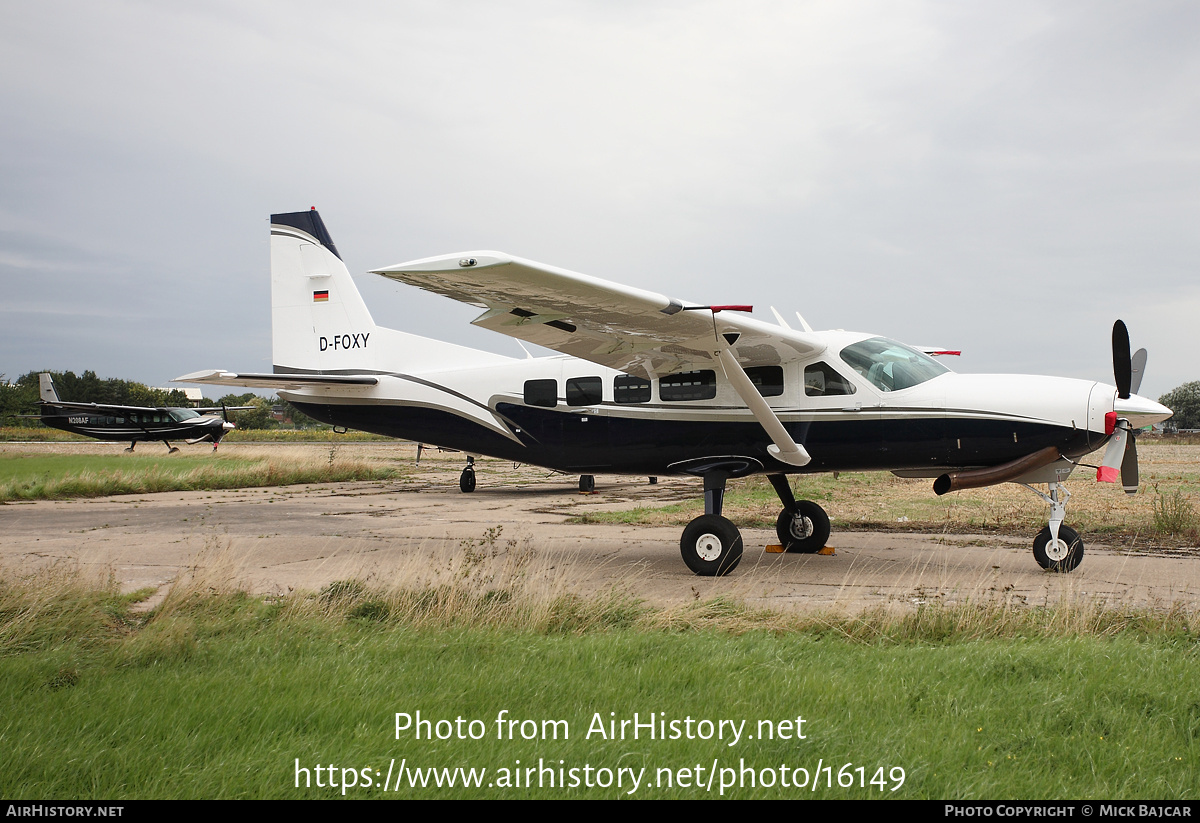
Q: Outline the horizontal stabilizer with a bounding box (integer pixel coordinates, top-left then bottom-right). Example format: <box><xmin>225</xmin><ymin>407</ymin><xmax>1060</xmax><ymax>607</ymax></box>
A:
<box><xmin>174</xmin><ymin>370</ymin><xmax>379</xmax><ymax>390</ymax></box>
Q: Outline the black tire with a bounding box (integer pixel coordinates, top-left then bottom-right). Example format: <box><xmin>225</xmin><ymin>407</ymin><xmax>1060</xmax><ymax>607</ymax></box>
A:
<box><xmin>1032</xmin><ymin>525</ymin><xmax>1084</xmax><ymax>572</ymax></box>
<box><xmin>459</xmin><ymin>468</ymin><xmax>476</xmax><ymax>493</ymax></box>
<box><xmin>579</xmin><ymin>474</ymin><xmax>595</xmax><ymax>493</ymax></box>
<box><xmin>680</xmin><ymin>515</ymin><xmax>743</xmax><ymax>576</ymax></box>
<box><xmin>776</xmin><ymin>500</ymin><xmax>831</xmax><ymax>553</ymax></box>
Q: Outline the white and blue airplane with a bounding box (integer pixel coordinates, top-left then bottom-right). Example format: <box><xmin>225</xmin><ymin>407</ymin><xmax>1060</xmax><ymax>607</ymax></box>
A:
<box><xmin>177</xmin><ymin>209</ymin><xmax>1172</xmax><ymax>576</ymax></box>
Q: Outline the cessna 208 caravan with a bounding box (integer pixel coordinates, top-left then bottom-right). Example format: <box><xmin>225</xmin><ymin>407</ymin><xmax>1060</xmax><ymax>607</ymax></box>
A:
<box><xmin>31</xmin><ymin>373</ymin><xmax>248</xmax><ymax>452</ymax></box>
<box><xmin>177</xmin><ymin>209</ymin><xmax>1172</xmax><ymax>576</ymax></box>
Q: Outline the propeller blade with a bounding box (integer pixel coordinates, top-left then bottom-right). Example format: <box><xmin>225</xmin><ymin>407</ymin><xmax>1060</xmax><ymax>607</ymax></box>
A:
<box><xmin>1129</xmin><ymin>348</ymin><xmax>1147</xmax><ymax>397</ymax></box>
<box><xmin>222</xmin><ymin>403</ymin><xmax>229</xmax><ymax>423</ymax></box>
<box><xmin>1121</xmin><ymin>436</ymin><xmax>1139</xmax><ymax>495</ymax></box>
<box><xmin>1112</xmin><ymin>320</ymin><xmax>1132</xmax><ymax>399</ymax></box>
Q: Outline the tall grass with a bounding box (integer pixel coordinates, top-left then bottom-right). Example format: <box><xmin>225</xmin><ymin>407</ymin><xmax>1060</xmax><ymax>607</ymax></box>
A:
<box><xmin>4</xmin><ymin>539</ymin><xmax>1199</xmax><ymax>799</ymax></box>
<box><xmin>0</xmin><ymin>564</ymin><xmax>139</xmax><ymax>657</ymax></box>
<box><xmin>1153</xmin><ymin>485</ymin><xmax>1200</xmax><ymax>539</ymax></box>
<box><xmin>119</xmin><ymin>527</ymin><xmax>1199</xmax><ymax>644</ymax></box>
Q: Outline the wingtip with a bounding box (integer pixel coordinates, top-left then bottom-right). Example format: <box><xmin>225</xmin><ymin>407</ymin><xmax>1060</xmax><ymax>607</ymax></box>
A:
<box><xmin>173</xmin><ymin>369</ymin><xmax>229</xmax><ymax>383</ymax></box>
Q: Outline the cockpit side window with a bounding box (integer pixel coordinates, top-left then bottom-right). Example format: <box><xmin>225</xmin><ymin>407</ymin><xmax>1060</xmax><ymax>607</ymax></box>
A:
<box><xmin>804</xmin><ymin>362</ymin><xmax>856</xmax><ymax>396</ymax></box>
<box><xmin>839</xmin><ymin>338</ymin><xmax>949</xmax><ymax>392</ymax></box>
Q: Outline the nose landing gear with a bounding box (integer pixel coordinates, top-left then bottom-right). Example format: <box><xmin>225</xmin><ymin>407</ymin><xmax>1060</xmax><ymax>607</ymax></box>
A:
<box><xmin>1023</xmin><ymin>481</ymin><xmax>1084</xmax><ymax>572</ymax></box>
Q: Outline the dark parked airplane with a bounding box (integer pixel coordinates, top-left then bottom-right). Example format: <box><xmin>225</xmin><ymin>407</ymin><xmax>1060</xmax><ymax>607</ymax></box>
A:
<box><xmin>31</xmin><ymin>373</ymin><xmax>247</xmax><ymax>452</ymax></box>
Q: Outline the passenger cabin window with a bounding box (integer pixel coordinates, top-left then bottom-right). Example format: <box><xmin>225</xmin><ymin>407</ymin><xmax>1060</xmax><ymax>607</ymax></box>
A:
<box><xmin>523</xmin><ymin>379</ymin><xmax>557</xmax><ymax>407</ymax></box>
<box><xmin>566</xmin><ymin>376</ymin><xmax>603</xmax><ymax>406</ymax></box>
<box><xmin>613</xmin><ymin>374</ymin><xmax>651</xmax><ymax>404</ymax></box>
<box><xmin>804</xmin><ymin>362</ymin><xmax>856</xmax><ymax>396</ymax></box>
<box><xmin>659</xmin><ymin>370</ymin><xmax>717</xmax><ymax>402</ymax></box>
<box><xmin>745</xmin><ymin>366</ymin><xmax>784</xmax><ymax>398</ymax></box>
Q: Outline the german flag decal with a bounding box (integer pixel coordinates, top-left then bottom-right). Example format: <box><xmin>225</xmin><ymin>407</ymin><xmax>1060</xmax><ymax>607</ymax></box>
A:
<box><xmin>313</xmin><ymin>290</ymin><xmax>329</xmax><ymax>302</ymax></box>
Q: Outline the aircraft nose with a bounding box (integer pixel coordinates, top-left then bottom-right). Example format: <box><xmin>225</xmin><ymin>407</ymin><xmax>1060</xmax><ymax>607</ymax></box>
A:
<box><xmin>223</xmin><ymin>421</ymin><xmax>236</xmax><ymax>431</ymax></box>
<box><xmin>1115</xmin><ymin>394</ymin><xmax>1173</xmax><ymax>428</ymax></box>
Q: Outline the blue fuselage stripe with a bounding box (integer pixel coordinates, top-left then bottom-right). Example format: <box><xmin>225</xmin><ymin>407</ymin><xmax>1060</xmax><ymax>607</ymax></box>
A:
<box><xmin>291</xmin><ymin>401</ymin><xmax>1092</xmax><ymax>475</ymax></box>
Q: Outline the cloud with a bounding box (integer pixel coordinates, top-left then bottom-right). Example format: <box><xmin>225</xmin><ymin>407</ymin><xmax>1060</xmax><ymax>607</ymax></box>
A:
<box><xmin>0</xmin><ymin>1</ymin><xmax>1196</xmax><ymax>394</ymax></box>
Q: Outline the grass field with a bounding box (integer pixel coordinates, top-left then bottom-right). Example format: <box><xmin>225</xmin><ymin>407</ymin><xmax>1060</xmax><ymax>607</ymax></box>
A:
<box><xmin>0</xmin><ymin>447</ymin><xmax>405</xmax><ymax>502</ymax></box>
<box><xmin>1</xmin><ymin>442</ymin><xmax>1198</xmax><ymax>799</ymax></box>
<box><xmin>1</xmin><ymin>557</ymin><xmax>1198</xmax><ymax>800</ymax></box>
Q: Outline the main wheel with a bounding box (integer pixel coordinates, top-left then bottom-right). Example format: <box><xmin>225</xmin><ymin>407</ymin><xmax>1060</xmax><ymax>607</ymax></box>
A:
<box><xmin>579</xmin><ymin>474</ymin><xmax>595</xmax><ymax>493</ymax></box>
<box><xmin>776</xmin><ymin>500</ymin><xmax>831</xmax><ymax>553</ymax></box>
<box><xmin>1032</xmin><ymin>525</ymin><xmax>1084</xmax><ymax>572</ymax></box>
<box><xmin>459</xmin><ymin>468</ymin><xmax>476</xmax><ymax>493</ymax></box>
<box><xmin>680</xmin><ymin>515</ymin><xmax>743</xmax><ymax>576</ymax></box>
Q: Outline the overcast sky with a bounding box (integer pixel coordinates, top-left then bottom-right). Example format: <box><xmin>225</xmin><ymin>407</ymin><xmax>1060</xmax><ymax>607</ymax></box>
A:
<box><xmin>2</xmin><ymin>0</ymin><xmax>1197</xmax><ymax>401</ymax></box>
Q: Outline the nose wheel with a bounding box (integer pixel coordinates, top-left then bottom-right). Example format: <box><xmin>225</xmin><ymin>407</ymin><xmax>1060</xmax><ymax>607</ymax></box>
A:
<box><xmin>1032</xmin><ymin>525</ymin><xmax>1084</xmax><ymax>572</ymax></box>
<box><xmin>1020</xmin><ymin>481</ymin><xmax>1084</xmax><ymax>572</ymax></box>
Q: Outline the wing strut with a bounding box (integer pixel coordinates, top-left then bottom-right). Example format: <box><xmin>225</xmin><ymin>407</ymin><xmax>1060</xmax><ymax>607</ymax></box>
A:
<box><xmin>715</xmin><ymin>341</ymin><xmax>811</xmax><ymax>467</ymax></box>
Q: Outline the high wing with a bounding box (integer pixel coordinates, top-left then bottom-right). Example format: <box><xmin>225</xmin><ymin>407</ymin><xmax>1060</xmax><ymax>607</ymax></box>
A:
<box><xmin>174</xmin><ymin>371</ymin><xmax>379</xmax><ymax>390</ymax></box>
<box><xmin>372</xmin><ymin>252</ymin><xmax>826</xmax><ymax>379</ymax></box>
<box><xmin>39</xmin><ymin>400</ymin><xmax>169</xmax><ymax>414</ymax></box>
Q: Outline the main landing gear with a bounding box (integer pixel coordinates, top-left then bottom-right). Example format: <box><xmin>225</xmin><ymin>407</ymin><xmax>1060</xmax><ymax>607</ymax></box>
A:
<box><xmin>123</xmin><ymin>440</ymin><xmax>179</xmax><ymax>454</ymax></box>
<box><xmin>679</xmin><ymin>472</ymin><xmax>831</xmax><ymax>576</ymax></box>
<box><xmin>1023</xmin><ymin>481</ymin><xmax>1084</xmax><ymax>572</ymax></box>
<box><xmin>459</xmin><ymin>456</ymin><xmax>476</xmax><ymax>493</ymax></box>
<box><xmin>680</xmin><ymin>472</ymin><xmax>744</xmax><ymax>575</ymax></box>
<box><xmin>768</xmin><ymin>474</ymin><xmax>830</xmax><ymax>553</ymax></box>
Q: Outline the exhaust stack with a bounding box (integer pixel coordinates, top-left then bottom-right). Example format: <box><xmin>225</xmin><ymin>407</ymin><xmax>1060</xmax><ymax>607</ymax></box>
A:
<box><xmin>933</xmin><ymin>446</ymin><xmax>1062</xmax><ymax>496</ymax></box>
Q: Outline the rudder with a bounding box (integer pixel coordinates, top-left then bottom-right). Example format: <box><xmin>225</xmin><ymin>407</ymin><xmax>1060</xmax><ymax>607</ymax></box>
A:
<box><xmin>38</xmin><ymin>373</ymin><xmax>60</xmax><ymax>404</ymax></box>
<box><xmin>268</xmin><ymin>209</ymin><xmax>510</xmax><ymax>375</ymax></box>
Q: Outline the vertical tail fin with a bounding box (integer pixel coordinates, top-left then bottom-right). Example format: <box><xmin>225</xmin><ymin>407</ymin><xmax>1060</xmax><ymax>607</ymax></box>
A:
<box><xmin>270</xmin><ymin>209</ymin><xmax>380</xmax><ymax>374</ymax></box>
<box><xmin>268</xmin><ymin>209</ymin><xmax>510</xmax><ymax>375</ymax></box>
<box><xmin>38</xmin><ymin>373</ymin><xmax>60</xmax><ymax>404</ymax></box>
